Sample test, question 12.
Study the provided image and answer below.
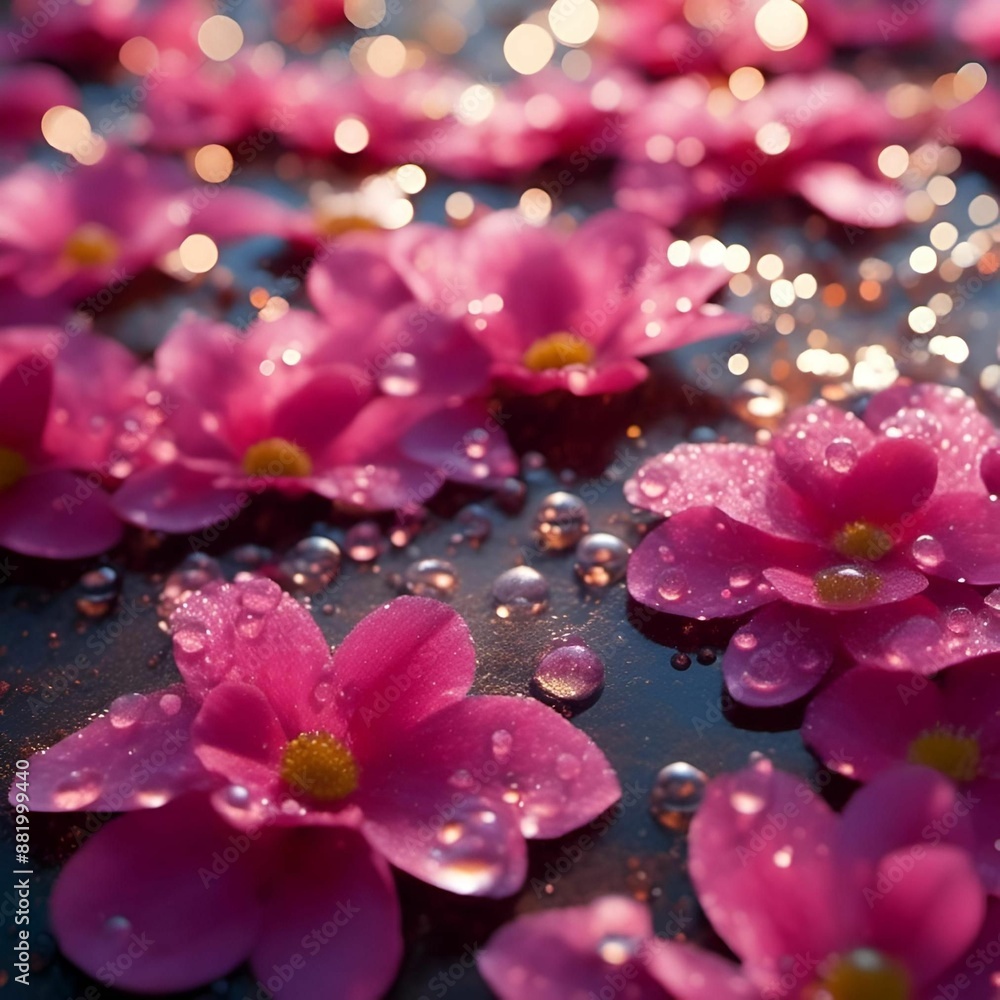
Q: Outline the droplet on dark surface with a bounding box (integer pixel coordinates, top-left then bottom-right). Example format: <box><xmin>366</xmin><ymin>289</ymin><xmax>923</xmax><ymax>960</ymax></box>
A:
<box><xmin>670</xmin><ymin>652</ymin><xmax>692</xmax><ymax>671</ymax></box>
<box><xmin>650</xmin><ymin>761</ymin><xmax>708</xmax><ymax>830</ymax></box>
<box><xmin>492</xmin><ymin>566</ymin><xmax>550</xmax><ymax>618</ymax></box>
<box><xmin>451</xmin><ymin>504</ymin><xmax>492</xmax><ymax>547</ymax></box>
<box><xmin>345</xmin><ymin>521</ymin><xmax>384</xmax><ymax>562</ymax></box>
<box><xmin>532</xmin><ymin>638</ymin><xmax>605</xmax><ymax>708</ymax></box>
<box><xmin>402</xmin><ymin>558</ymin><xmax>459</xmax><ymax>599</ymax></box>
<box><xmin>534</xmin><ymin>491</ymin><xmax>590</xmax><ymax>552</ymax></box>
<box><xmin>158</xmin><ymin>553</ymin><xmax>223</xmax><ymax>620</ymax></box>
<box><xmin>278</xmin><ymin>536</ymin><xmax>342</xmax><ymax>595</ymax></box>
<box><xmin>75</xmin><ymin>566</ymin><xmax>121</xmax><ymax>617</ymax></box>
<box><xmin>574</xmin><ymin>532</ymin><xmax>630</xmax><ymax>586</ymax></box>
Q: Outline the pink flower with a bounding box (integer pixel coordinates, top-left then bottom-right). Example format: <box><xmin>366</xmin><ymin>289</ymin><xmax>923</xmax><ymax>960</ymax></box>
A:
<box><xmin>627</xmin><ymin>383</ymin><xmax>1000</xmax><ymax>704</ymax></box>
<box><xmin>481</xmin><ymin>761</ymin><xmax>993</xmax><ymax>1000</ymax></box>
<box><xmin>0</xmin><ymin>146</ymin><xmax>297</xmax><ymax>306</ymax></box>
<box><xmin>954</xmin><ymin>0</ymin><xmax>1000</xmax><ymax>59</ymax></box>
<box><xmin>0</xmin><ymin>326</ymin><xmax>143</xmax><ymax>558</ymax></box>
<box><xmin>0</xmin><ymin>64</ymin><xmax>79</xmax><ymax>154</ymax></box>
<box><xmin>21</xmin><ymin>583</ymin><xmax>620</xmax><ymax>898</ymax></box>
<box><xmin>112</xmin><ymin>300</ymin><xmax>512</xmax><ymax>531</ymax></box>
<box><xmin>614</xmin><ymin>72</ymin><xmax>921</xmax><ymax>228</ymax></box>
<box><xmin>803</xmin><ymin>659</ymin><xmax>1000</xmax><ymax>895</ymax></box>
<box><xmin>386</xmin><ymin>208</ymin><xmax>745</xmax><ymax>397</ymax></box>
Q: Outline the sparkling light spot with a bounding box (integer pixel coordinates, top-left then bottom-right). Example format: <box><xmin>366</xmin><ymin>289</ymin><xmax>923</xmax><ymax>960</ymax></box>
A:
<box><xmin>729</xmin><ymin>66</ymin><xmax>764</xmax><ymax>101</ymax></box>
<box><xmin>877</xmin><ymin>145</ymin><xmax>909</xmax><ymax>179</ymax></box>
<box><xmin>908</xmin><ymin>306</ymin><xmax>936</xmax><ymax>334</ymax></box>
<box><xmin>119</xmin><ymin>36</ymin><xmax>158</xmax><ymax>75</ymax></box>
<box><xmin>366</xmin><ymin>34</ymin><xmax>407</xmax><ymax>77</ymax></box>
<box><xmin>503</xmin><ymin>23</ymin><xmax>555</xmax><ymax>76</ymax></box>
<box><xmin>970</xmin><ymin>194</ymin><xmax>999</xmax><ymax>226</ymax></box>
<box><xmin>197</xmin><ymin>15</ymin><xmax>244</xmax><ymax>62</ymax></box>
<box><xmin>178</xmin><ymin>234</ymin><xmax>219</xmax><ymax>274</ymax></box>
<box><xmin>345</xmin><ymin>0</ymin><xmax>386</xmax><ymax>29</ymax></box>
<box><xmin>445</xmin><ymin>191</ymin><xmax>475</xmax><ymax>221</ymax></box>
<box><xmin>395</xmin><ymin>164</ymin><xmax>426</xmax><ymax>194</ymax></box>
<box><xmin>194</xmin><ymin>144</ymin><xmax>234</xmax><ymax>183</ymax></box>
<box><xmin>548</xmin><ymin>0</ymin><xmax>599</xmax><ymax>46</ymax></box>
<box><xmin>909</xmin><ymin>246</ymin><xmax>937</xmax><ymax>274</ymax></box>
<box><xmin>334</xmin><ymin>117</ymin><xmax>370</xmax><ymax>154</ymax></box>
<box><xmin>755</xmin><ymin>0</ymin><xmax>808</xmax><ymax>51</ymax></box>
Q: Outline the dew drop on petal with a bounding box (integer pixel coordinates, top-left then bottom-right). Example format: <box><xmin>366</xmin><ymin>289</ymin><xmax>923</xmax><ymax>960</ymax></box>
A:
<box><xmin>158</xmin><ymin>692</ymin><xmax>182</xmax><ymax>716</ymax></box>
<box><xmin>53</xmin><ymin>770</ymin><xmax>103</xmax><ymax>810</ymax></box>
<box><xmin>492</xmin><ymin>729</ymin><xmax>513</xmax><ymax>763</ymax></box>
<box><xmin>574</xmin><ymin>533</ymin><xmax>630</xmax><ymax>586</ymax></box>
<box><xmin>492</xmin><ymin>566</ymin><xmax>550</xmax><ymax>618</ymax></box>
<box><xmin>238</xmin><ymin>577</ymin><xmax>282</xmax><ymax>614</ymax></box>
<box><xmin>911</xmin><ymin>534</ymin><xmax>945</xmax><ymax>569</ymax></box>
<box><xmin>556</xmin><ymin>752</ymin><xmax>581</xmax><ymax>781</ymax></box>
<box><xmin>657</xmin><ymin>568</ymin><xmax>687</xmax><ymax>602</ymax></box>
<box><xmin>824</xmin><ymin>438</ymin><xmax>858</xmax><ymax>473</ymax></box>
<box><xmin>173</xmin><ymin>624</ymin><xmax>208</xmax><ymax>654</ymax></box>
<box><xmin>235</xmin><ymin>614</ymin><xmax>264</xmax><ymax>640</ymax></box>
<box><xmin>224</xmin><ymin>784</ymin><xmax>250</xmax><ymax>808</ymax></box>
<box><xmin>76</xmin><ymin>566</ymin><xmax>120</xmax><ymax>617</ymax></box>
<box><xmin>428</xmin><ymin>799</ymin><xmax>516</xmax><ymax>894</ymax></box>
<box><xmin>986</xmin><ymin>589</ymin><xmax>1000</xmax><ymax>614</ymax></box>
<box><xmin>279</xmin><ymin>537</ymin><xmax>342</xmax><ymax>595</ymax></box>
<box><xmin>403</xmin><ymin>558</ymin><xmax>459</xmax><ymax>598</ymax></box>
<box><xmin>108</xmin><ymin>693</ymin><xmax>146</xmax><ymax>729</ymax></box>
<box><xmin>946</xmin><ymin>607</ymin><xmax>975</xmax><ymax>635</ymax></box>
<box><xmin>377</xmin><ymin>352</ymin><xmax>421</xmax><ymax>396</ymax></box>
<box><xmin>158</xmin><ymin>553</ymin><xmax>223</xmax><ymax>620</ymax></box>
<box><xmin>650</xmin><ymin>761</ymin><xmax>708</xmax><ymax>830</ymax></box>
<box><xmin>534</xmin><ymin>491</ymin><xmax>590</xmax><ymax>551</ymax></box>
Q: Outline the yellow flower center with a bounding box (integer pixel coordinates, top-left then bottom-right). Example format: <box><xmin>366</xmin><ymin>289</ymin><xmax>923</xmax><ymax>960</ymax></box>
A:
<box><xmin>314</xmin><ymin>209</ymin><xmax>381</xmax><ymax>238</ymax></box>
<box><xmin>63</xmin><ymin>223</ymin><xmax>120</xmax><ymax>267</ymax></box>
<box><xmin>908</xmin><ymin>725</ymin><xmax>981</xmax><ymax>782</ymax></box>
<box><xmin>280</xmin><ymin>731</ymin><xmax>359</xmax><ymax>801</ymax></box>
<box><xmin>813</xmin><ymin>565</ymin><xmax>882</xmax><ymax>604</ymax></box>
<box><xmin>0</xmin><ymin>446</ymin><xmax>27</xmax><ymax>492</ymax></box>
<box><xmin>522</xmin><ymin>332</ymin><xmax>595</xmax><ymax>372</ymax></box>
<box><xmin>833</xmin><ymin>520</ymin><xmax>892</xmax><ymax>561</ymax></box>
<box><xmin>242</xmin><ymin>438</ymin><xmax>313</xmax><ymax>478</ymax></box>
<box><xmin>806</xmin><ymin>949</ymin><xmax>911</xmax><ymax>1000</ymax></box>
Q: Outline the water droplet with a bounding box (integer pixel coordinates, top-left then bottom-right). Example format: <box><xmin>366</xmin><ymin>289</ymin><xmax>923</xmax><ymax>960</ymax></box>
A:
<box><xmin>279</xmin><ymin>537</ymin><xmax>341</xmax><ymax>595</ymax></box>
<box><xmin>76</xmin><ymin>566</ymin><xmax>120</xmax><ymax>617</ymax></box>
<box><xmin>159</xmin><ymin>692</ymin><xmax>182</xmax><ymax>716</ymax></box>
<box><xmin>670</xmin><ymin>652</ymin><xmax>691</xmax><ymax>671</ymax></box>
<box><xmin>494</xmin><ymin>477</ymin><xmax>527</xmax><ymax>513</ymax></box>
<box><xmin>235</xmin><ymin>614</ymin><xmax>264</xmax><ymax>639</ymax></box>
<box><xmin>491</xmin><ymin>729</ymin><xmax>513</xmax><ymax>763</ymax></box>
<box><xmin>427</xmin><ymin>799</ymin><xmax>518</xmax><ymax>894</ymax></box>
<box><xmin>135</xmin><ymin>789</ymin><xmax>169</xmax><ymax>807</ymax></box>
<box><xmin>728</xmin><ymin>566</ymin><xmax>755</xmax><ymax>589</ymax></box>
<box><xmin>492</xmin><ymin>566</ymin><xmax>550</xmax><ymax>618</ymax></box>
<box><xmin>986</xmin><ymin>589</ymin><xmax>1000</xmax><ymax>614</ymax></box>
<box><xmin>158</xmin><ymin>553</ymin><xmax>223</xmax><ymax>620</ymax></box>
<box><xmin>108</xmin><ymin>693</ymin><xmax>146</xmax><ymax>729</ymax></box>
<box><xmin>650</xmin><ymin>762</ymin><xmax>708</xmax><ymax>830</ymax></box>
<box><xmin>533</xmin><ymin>492</ymin><xmax>590</xmax><ymax>551</ymax></box>
<box><xmin>911</xmin><ymin>534</ymin><xmax>945</xmax><ymax>569</ymax></box>
<box><xmin>389</xmin><ymin>508</ymin><xmax>426</xmax><ymax>547</ymax></box>
<box><xmin>556</xmin><ymin>753</ymin><xmax>581</xmax><ymax>781</ymax></box>
<box><xmin>224</xmin><ymin>784</ymin><xmax>250</xmax><ymax>808</ymax></box>
<box><xmin>402</xmin><ymin>558</ymin><xmax>459</xmax><ymax>599</ymax></box>
<box><xmin>732</xmin><ymin>632</ymin><xmax>758</xmax><ymax>651</ymax></box>
<box><xmin>377</xmin><ymin>352</ymin><xmax>421</xmax><ymax>396</ymax></box>
<box><xmin>574</xmin><ymin>533</ymin><xmax>630</xmax><ymax>586</ymax></box>
<box><xmin>773</xmin><ymin>846</ymin><xmax>794</xmax><ymax>868</ymax></box>
<box><xmin>313</xmin><ymin>680</ymin><xmax>335</xmax><ymax>704</ymax></box>
<box><xmin>813</xmin><ymin>565</ymin><xmax>882</xmax><ymax>605</ymax></box>
<box><xmin>53</xmin><ymin>770</ymin><xmax>103</xmax><ymax>810</ymax></box>
<box><xmin>173</xmin><ymin>625</ymin><xmax>208</xmax><ymax>654</ymax></box>
<box><xmin>946</xmin><ymin>607</ymin><xmax>975</xmax><ymax>635</ymax></box>
<box><xmin>239</xmin><ymin>577</ymin><xmax>282</xmax><ymax>614</ymax></box>
<box><xmin>532</xmin><ymin>640</ymin><xmax>605</xmax><ymax>707</ymax></box>
<box><xmin>825</xmin><ymin>438</ymin><xmax>858</xmax><ymax>473</ymax></box>
<box><xmin>657</xmin><ymin>568</ymin><xmax>687</xmax><ymax>602</ymax></box>
<box><xmin>598</xmin><ymin>935</ymin><xmax>639</xmax><ymax>965</ymax></box>
<box><xmin>452</xmin><ymin>504</ymin><xmax>492</xmax><ymax>547</ymax></box>
<box><xmin>696</xmin><ymin>647</ymin><xmax>717</xmax><ymax>665</ymax></box>
<box><xmin>345</xmin><ymin>521</ymin><xmax>383</xmax><ymax>562</ymax></box>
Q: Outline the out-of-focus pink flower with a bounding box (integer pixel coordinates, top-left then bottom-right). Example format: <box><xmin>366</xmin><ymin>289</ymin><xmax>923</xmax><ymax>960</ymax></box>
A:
<box><xmin>627</xmin><ymin>384</ymin><xmax>1000</xmax><ymax>703</ymax></box>
<box><xmin>954</xmin><ymin>0</ymin><xmax>1000</xmax><ymax>59</ymax></box>
<box><xmin>615</xmin><ymin>72</ymin><xmax>922</xmax><ymax>228</ymax></box>
<box><xmin>386</xmin><ymin>208</ymin><xmax>745</xmax><ymax>397</ymax></box>
<box><xmin>112</xmin><ymin>299</ymin><xmax>511</xmax><ymax>530</ymax></box>
<box><xmin>269</xmin><ymin>0</ymin><xmax>344</xmax><ymax>43</ymax></box>
<box><xmin>0</xmin><ymin>327</ymin><xmax>145</xmax><ymax>557</ymax></box>
<box><xmin>804</xmin><ymin>659</ymin><xmax>1000</xmax><ymax>894</ymax></box>
<box><xmin>480</xmin><ymin>760</ymin><xmax>990</xmax><ymax>1000</ymax></box>
<box><xmin>0</xmin><ymin>146</ymin><xmax>298</xmax><ymax>306</ymax></box>
<box><xmin>20</xmin><ymin>583</ymin><xmax>621</xmax><ymax>901</ymax></box>
<box><xmin>0</xmin><ymin>64</ymin><xmax>79</xmax><ymax>154</ymax></box>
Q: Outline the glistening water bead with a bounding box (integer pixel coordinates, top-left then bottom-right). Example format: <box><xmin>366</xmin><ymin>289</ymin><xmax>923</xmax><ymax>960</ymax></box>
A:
<box><xmin>534</xmin><ymin>491</ymin><xmax>590</xmax><ymax>551</ymax></box>
<box><xmin>574</xmin><ymin>533</ymin><xmax>630</xmax><ymax>586</ymax></box>
<box><xmin>649</xmin><ymin>762</ymin><xmax>708</xmax><ymax>831</ymax></box>
<box><xmin>492</xmin><ymin>566</ymin><xmax>550</xmax><ymax>618</ymax></box>
<box><xmin>402</xmin><ymin>558</ymin><xmax>459</xmax><ymax>598</ymax></box>
<box><xmin>75</xmin><ymin>566</ymin><xmax>121</xmax><ymax>617</ymax></box>
<box><xmin>278</xmin><ymin>536</ymin><xmax>342</xmax><ymax>595</ymax></box>
<box><xmin>532</xmin><ymin>639</ymin><xmax>605</xmax><ymax>708</ymax></box>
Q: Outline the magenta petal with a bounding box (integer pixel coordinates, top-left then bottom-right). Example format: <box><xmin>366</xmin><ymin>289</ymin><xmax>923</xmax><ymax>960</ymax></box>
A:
<box><xmin>0</xmin><ymin>470</ymin><xmax>123</xmax><ymax>559</ymax></box>
<box><xmin>930</xmin><ymin>898</ymin><xmax>1000</xmax><ymax>1000</ymax></box>
<box><xmin>983</xmin><ymin>447</ymin><xmax>1000</xmax><ymax>496</ymax></box>
<box><xmin>802</xmin><ymin>668</ymin><xmax>944</xmax><ymax>782</ymax></box>
<box><xmin>479</xmin><ymin>897</ymin><xmax>664</xmax><ymax>1000</ymax></box>
<box><xmin>645</xmin><ymin>941</ymin><xmax>757</xmax><ymax>1000</ymax></box>
<box><xmin>788</xmin><ymin>160</ymin><xmax>907</xmax><ymax>227</ymax></box>
<box><xmin>0</xmin><ymin>353</ymin><xmax>51</xmax><ymax>452</ymax></box>
<box><xmin>628</xmin><ymin>508</ymin><xmax>817</xmax><ymax>619</ymax></box>
<box><xmin>763</xmin><ymin>557</ymin><xmax>927</xmax><ymax>611</ymax></box>
<box><xmin>170</xmin><ymin>579</ymin><xmax>335</xmax><ymax>730</ymax></box>
<box><xmin>13</xmin><ymin>684</ymin><xmax>210</xmax><ymax>812</ymax></box>
<box><xmin>969</xmin><ymin>777</ymin><xmax>1000</xmax><ymax>896</ymax></box>
<box><xmin>51</xmin><ymin>796</ymin><xmax>273</xmax><ymax>992</ymax></box>
<box><xmin>723</xmin><ymin>604</ymin><xmax>834</xmax><ymax>707</ymax></box>
<box><xmin>112</xmin><ymin>462</ymin><xmax>245</xmax><ymax>533</ymax></box>
<box><xmin>252</xmin><ymin>827</ymin><xmax>402</xmax><ymax>1000</ymax></box>
<box><xmin>864</xmin><ymin>846</ymin><xmax>985</xmax><ymax>985</ymax></box>
<box><xmin>337</xmin><ymin>597</ymin><xmax>476</xmax><ymax>756</ymax></box>
<box><xmin>915</xmin><ymin>493</ymin><xmax>1000</xmax><ymax>585</ymax></box>
<box><xmin>688</xmin><ymin>761</ymin><xmax>847</xmax><ymax>970</ymax></box>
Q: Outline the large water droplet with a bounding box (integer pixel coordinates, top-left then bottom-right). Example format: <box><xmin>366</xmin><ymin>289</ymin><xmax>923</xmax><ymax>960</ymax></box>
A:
<box><xmin>657</xmin><ymin>568</ymin><xmax>687</xmax><ymax>602</ymax></box>
<box><xmin>532</xmin><ymin>639</ymin><xmax>605</xmax><ymax>707</ymax></box>
<box><xmin>533</xmin><ymin>492</ymin><xmax>590</xmax><ymax>551</ymax></box>
<box><xmin>494</xmin><ymin>477</ymin><xmax>527</xmax><ymax>513</ymax></box>
<box><xmin>239</xmin><ymin>577</ymin><xmax>282</xmax><ymax>614</ymax></box>
<box><xmin>158</xmin><ymin>553</ymin><xmax>223</xmax><ymax>620</ymax></box>
<box><xmin>985</xmin><ymin>588</ymin><xmax>1000</xmax><ymax>614</ymax></box>
<box><xmin>402</xmin><ymin>558</ymin><xmax>459</xmax><ymax>598</ymax></box>
<box><xmin>377</xmin><ymin>352</ymin><xmax>421</xmax><ymax>396</ymax></box>
<box><xmin>491</xmin><ymin>729</ymin><xmax>513</xmax><ymax>763</ymax></box>
<box><xmin>451</xmin><ymin>504</ymin><xmax>492</xmax><ymax>547</ymax></box>
<box><xmin>574</xmin><ymin>533</ymin><xmax>630</xmax><ymax>587</ymax></box>
<box><xmin>650</xmin><ymin>762</ymin><xmax>708</xmax><ymax>831</ymax></box>
<box><xmin>946</xmin><ymin>607</ymin><xmax>975</xmax><ymax>635</ymax></box>
<box><xmin>428</xmin><ymin>800</ymin><xmax>517</xmax><ymax>894</ymax></box>
<box><xmin>76</xmin><ymin>566</ymin><xmax>120</xmax><ymax>617</ymax></box>
<box><xmin>825</xmin><ymin>438</ymin><xmax>858</xmax><ymax>474</ymax></box>
<box><xmin>53</xmin><ymin>770</ymin><xmax>103</xmax><ymax>810</ymax></box>
<box><xmin>173</xmin><ymin>624</ymin><xmax>208</xmax><ymax>655</ymax></box>
<box><xmin>911</xmin><ymin>534</ymin><xmax>945</xmax><ymax>569</ymax></box>
<box><xmin>345</xmin><ymin>521</ymin><xmax>383</xmax><ymax>562</ymax></box>
<box><xmin>279</xmin><ymin>536</ymin><xmax>341</xmax><ymax>595</ymax></box>
<box><xmin>492</xmin><ymin>566</ymin><xmax>550</xmax><ymax>618</ymax></box>
<box><xmin>159</xmin><ymin>692</ymin><xmax>182</xmax><ymax>716</ymax></box>
<box><xmin>108</xmin><ymin>693</ymin><xmax>146</xmax><ymax>729</ymax></box>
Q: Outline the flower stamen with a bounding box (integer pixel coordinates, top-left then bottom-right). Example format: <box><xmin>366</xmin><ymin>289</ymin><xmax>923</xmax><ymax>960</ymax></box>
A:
<box><xmin>908</xmin><ymin>725</ymin><xmax>980</xmax><ymax>782</ymax></box>
<box><xmin>280</xmin><ymin>732</ymin><xmax>359</xmax><ymax>801</ymax></box>
<box><xmin>522</xmin><ymin>332</ymin><xmax>595</xmax><ymax>372</ymax></box>
<box><xmin>242</xmin><ymin>438</ymin><xmax>313</xmax><ymax>478</ymax></box>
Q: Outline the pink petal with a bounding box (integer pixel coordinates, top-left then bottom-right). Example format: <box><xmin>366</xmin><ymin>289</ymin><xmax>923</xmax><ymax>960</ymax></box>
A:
<box><xmin>802</xmin><ymin>668</ymin><xmax>945</xmax><ymax>781</ymax></box>
<box><xmin>111</xmin><ymin>463</ymin><xmax>246</xmax><ymax>533</ymax></box>
<box><xmin>51</xmin><ymin>796</ymin><xmax>274</xmax><ymax>992</ymax></box>
<box><xmin>645</xmin><ymin>940</ymin><xmax>757</xmax><ymax>1000</ymax></box>
<box><xmin>0</xmin><ymin>351</ymin><xmax>51</xmax><ymax>453</ymax></box>
<box><xmin>930</xmin><ymin>898</ymin><xmax>1000</xmax><ymax>1000</ymax></box>
<box><xmin>723</xmin><ymin>604</ymin><xmax>834</xmax><ymax>707</ymax></box>
<box><xmin>335</xmin><ymin>597</ymin><xmax>476</xmax><ymax>758</ymax></box>
<box><xmin>688</xmin><ymin>760</ymin><xmax>849</xmax><ymax>971</ymax></box>
<box><xmin>788</xmin><ymin>160</ymin><xmax>907</xmax><ymax>227</ymax></box>
<box><xmin>628</xmin><ymin>508</ymin><xmax>818</xmax><ymax>619</ymax></box>
<box><xmin>251</xmin><ymin>827</ymin><xmax>403</xmax><ymax>1000</ymax></box>
<box><xmin>479</xmin><ymin>896</ymin><xmax>664</xmax><ymax>1000</ymax></box>
<box><xmin>969</xmin><ymin>777</ymin><xmax>1000</xmax><ymax>896</ymax></box>
<box><xmin>864</xmin><ymin>845</ymin><xmax>985</xmax><ymax>985</ymax></box>
<box><xmin>170</xmin><ymin>579</ymin><xmax>335</xmax><ymax>720</ymax></box>
<box><xmin>913</xmin><ymin>493</ymin><xmax>1000</xmax><ymax>585</ymax></box>
<box><xmin>13</xmin><ymin>684</ymin><xmax>210</xmax><ymax>813</ymax></box>
<box><xmin>0</xmin><ymin>470</ymin><xmax>123</xmax><ymax>559</ymax></box>
<box><xmin>763</xmin><ymin>557</ymin><xmax>927</xmax><ymax>611</ymax></box>
<box><xmin>983</xmin><ymin>447</ymin><xmax>1000</xmax><ymax>496</ymax></box>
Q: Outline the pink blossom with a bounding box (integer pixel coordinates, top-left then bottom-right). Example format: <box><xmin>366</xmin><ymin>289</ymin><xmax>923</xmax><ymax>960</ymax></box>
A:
<box><xmin>20</xmin><ymin>583</ymin><xmax>621</xmax><ymax>899</ymax></box>
<box><xmin>111</xmin><ymin>301</ymin><xmax>512</xmax><ymax>531</ymax></box>
<box><xmin>614</xmin><ymin>72</ymin><xmax>922</xmax><ymax>228</ymax></box>
<box><xmin>386</xmin><ymin>208</ymin><xmax>745</xmax><ymax>397</ymax></box>
<box><xmin>0</xmin><ymin>146</ymin><xmax>298</xmax><ymax>306</ymax></box>
<box><xmin>0</xmin><ymin>326</ymin><xmax>143</xmax><ymax>558</ymax></box>
<box><xmin>0</xmin><ymin>64</ymin><xmax>79</xmax><ymax>154</ymax></box>
<box><xmin>481</xmin><ymin>761</ymin><xmax>993</xmax><ymax>1000</ymax></box>
<box><xmin>954</xmin><ymin>0</ymin><xmax>1000</xmax><ymax>59</ymax></box>
<box><xmin>627</xmin><ymin>383</ymin><xmax>1000</xmax><ymax>704</ymax></box>
<box><xmin>803</xmin><ymin>659</ymin><xmax>1000</xmax><ymax>894</ymax></box>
